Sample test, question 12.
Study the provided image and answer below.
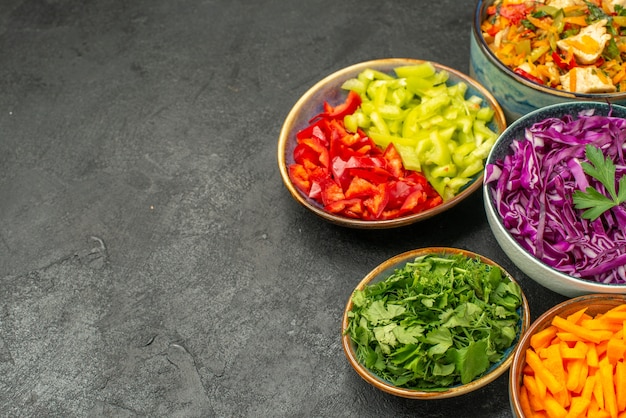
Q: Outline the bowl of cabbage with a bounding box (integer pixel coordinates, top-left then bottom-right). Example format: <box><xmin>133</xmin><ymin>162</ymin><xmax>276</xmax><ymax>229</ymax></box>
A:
<box><xmin>471</xmin><ymin>0</ymin><xmax>626</xmax><ymax>122</ymax></box>
<box><xmin>278</xmin><ymin>58</ymin><xmax>506</xmax><ymax>229</ymax></box>
<box><xmin>341</xmin><ymin>247</ymin><xmax>530</xmax><ymax>399</ymax></box>
<box><xmin>484</xmin><ymin>101</ymin><xmax>626</xmax><ymax>297</ymax></box>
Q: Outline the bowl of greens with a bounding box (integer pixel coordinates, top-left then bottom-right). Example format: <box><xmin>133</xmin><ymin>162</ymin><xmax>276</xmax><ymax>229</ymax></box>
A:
<box><xmin>471</xmin><ymin>0</ymin><xmax>626</xmax><ymax>123</ymax></box>
<box><xmin>341</xmin><ymin>247</ymin><xmax>530</xmax><ymax>399</ymax></box>
<box><xmin>278</xmin><ymin>58</ymin><xmax>506</xmax><ymax>229</ymax></box>
<box><xmin>484</xmin><ymin>101</ymin><xmax>626</xmax><ymax>297</ymax></box>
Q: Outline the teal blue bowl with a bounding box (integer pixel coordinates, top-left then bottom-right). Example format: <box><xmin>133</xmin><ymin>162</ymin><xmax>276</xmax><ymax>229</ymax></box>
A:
<box><xmin>470</xmin><ymin>0</ymin><xmax>626</xmax><ymax>123</ymax></box>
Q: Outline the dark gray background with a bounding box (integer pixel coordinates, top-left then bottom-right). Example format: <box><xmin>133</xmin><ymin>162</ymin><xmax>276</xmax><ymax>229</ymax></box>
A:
<box><xmin>0</xmin><ymin>0</ymin><xmax>566</xmax><ymax>416</ymax></box>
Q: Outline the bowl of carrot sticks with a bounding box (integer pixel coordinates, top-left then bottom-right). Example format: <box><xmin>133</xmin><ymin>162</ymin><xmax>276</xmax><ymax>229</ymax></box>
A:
<box><xmin>471</xmin><ymin>0</ymin><xmax>626</xmax><ymax>122</ymax></box>
<box><xmin>509</xmin><ymin>294</ymin><xmax>626</xmax><ymax>417</ymax></box>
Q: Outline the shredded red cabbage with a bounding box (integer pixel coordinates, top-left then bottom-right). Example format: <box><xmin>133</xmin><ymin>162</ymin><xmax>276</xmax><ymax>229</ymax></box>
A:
<box><xmin>485</xmin><ymin>109</ymin><xmax>626</xmax><ymax>284</ymax></box>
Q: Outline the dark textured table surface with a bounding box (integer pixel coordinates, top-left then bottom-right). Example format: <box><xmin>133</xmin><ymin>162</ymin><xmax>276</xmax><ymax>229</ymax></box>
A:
<box><xmin>0</xmin><ymin>1</ymin><xmax>569</xmax><ymax>417</ymax></box>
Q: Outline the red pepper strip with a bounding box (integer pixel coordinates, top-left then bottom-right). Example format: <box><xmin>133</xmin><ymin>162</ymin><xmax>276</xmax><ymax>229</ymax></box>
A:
<box><xmin>514</xmin><ymin>68</ymin><xmax>544</xmax><ymax>85</ymax></box>
<box><xmin>487</xmin><ymin>5</ymin><xmax>497</xmax><ymax>15</ymax></box>
<box><xmin>552</xmin><ymin>52</ymin><xmax>576</xmax><ymax>70</ymax></box>
<box><xmin>320</xmin><ymin>90</ymin><xmax>362</xmax><ymax>120</ymax></box>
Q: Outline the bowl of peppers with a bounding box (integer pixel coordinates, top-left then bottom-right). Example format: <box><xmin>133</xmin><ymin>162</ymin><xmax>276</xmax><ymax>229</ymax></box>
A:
<box><xmin>277</xmin><ymin>58</ymin><xmax>506</xmax><ymax>229</ymax></box>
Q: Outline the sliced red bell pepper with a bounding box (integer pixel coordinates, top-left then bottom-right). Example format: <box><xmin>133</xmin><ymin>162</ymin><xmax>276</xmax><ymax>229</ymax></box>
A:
<box><xmin>514</xmin><ymin>67</ymin><xmax>544</xmax><ymax>85</ymax></box>
<box><xmin>319</xmin><ymin>178</ymin><xmax>345</xmax><ymax>206</ymax></box>
<box><xmin>552</xmin><ymin>52</ymin><xmax>576</xmax><ymax>70</ymax></box>
<box><xmin>297</xmin><ymin>118</ymin><xmax>329</xmax><ymax>146</ymax></box>
<box><xmin>325</xmin><ymin>198</ymin><xmax>364</xmax><ymax>218</ymax></box>
<box><xmin>347</xmin><ymin>167</ymin><xmax>392</xmax><ymax>184</ymax></box>
<box><xmin>345</xmin><ymin>177</ymin><xmax>378</xmax><ymax>199</ymax></box>
<box><xmin>382</xmin><ymin>143</ymin><xmax>405</xmax><ymax>179</ymax></box>
<box><xmin>288</xmin><ymin>90</ymin><xmax>443</xmax><ymax>221</ymax></box>
<box><xmin>298</xmin><ymin>137</ymin><xmax>330</xmax><ymax>168</ymax></box>
<box><xmin>289</xmin><ymin>164</ymin><xmax>311</xmax><ymax>195</ymax></box>
<box><xmin>321</xmin><ymin>90</ymin><xmax>362</xmax><ymax>120</ymax></box>
<box><xmin>363</xmin><ymin>183</ymin><xmax>389</xmax><ymax>219</ymax></box>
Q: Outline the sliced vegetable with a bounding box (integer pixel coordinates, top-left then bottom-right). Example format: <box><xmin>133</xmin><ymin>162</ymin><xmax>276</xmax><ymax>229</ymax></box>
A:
<box><xmin>485</xmin><ymin>109</ymin><xmax>626</xmax><ymax>284</ymax></box>
<box><xmin>288</xmin><ymin>93</ymin><xmax>442</xmax><ymax>220</ymax></box>
<box><xmin>520</xmin><ymin>303</ymin><xmax>626</xmax><ymax>417</ymax></box>
<box><xmin>340</xmin><ymin>63</ymin><xmax>499</xmax><ymax>200</ymax></box>
<box><xmin>481</xmin><ymin>0</ymin><xmax>626</xmax><ymax>93</ymax></box>
<box><xmin>346</xmin><ymin>253</ymin><xmax>523</xmax><ymax>390</ymax></box>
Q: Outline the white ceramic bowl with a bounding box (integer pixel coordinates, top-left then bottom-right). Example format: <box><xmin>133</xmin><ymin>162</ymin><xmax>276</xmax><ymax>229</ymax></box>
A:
<box><xmin>278</xmin><ymin>58</ymin><xmax>506</xmax><ymax>229</ymax></box>
<box><xmin>483</xmin><ymin>102</ymin><xmax>626</xmax><ymax>297</ymax></box>
<box><xmin>341</xmin><ymin>247</ymin><xmax>530</xmax><ymax>399</ymax></box>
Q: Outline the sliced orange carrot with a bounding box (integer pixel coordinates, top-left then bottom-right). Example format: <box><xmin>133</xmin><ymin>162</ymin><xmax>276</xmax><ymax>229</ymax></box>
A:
<box><xmin>558</xmin><ymin>332</ymin><xmax>585</xmax><ymax>343</ymax></box>
<box><xmin>532</xmin><ymin>326</ymin><xmax>559</xmax><ymax>351</ymax></box>
<box><xmin>593</xmin><ymin>369</ymin><xmax>605</xmax><ymax>411</ymax></box>
<box><xmin>567</xmin><ymin>307</ymin><xmax>591</xmax><ymax>325</ymax></box>
<box><xmin>562</xmin><ymin>15</ymin><xmax>589</xmax><ymax>27</ymax></box>
<box><xmin>566</xmin><ymin>358</ymin><xmax>585</xmax><ymax>392</ymax></box>
<box><xmin>574</xmin><ymin>360</ymin><xmax>589</xmax><ymax>395</ymax></box>
<box><xmin>526</xmin><ymin>348</ymin><xmax>565</xmax><ymax>394</ymax></box>
<box><xmin>566</xmin><ymin>396</ymin><xmax>590</xmax><ymax>418</ymax></box>
<box><xmin>561</xmin><ymin>341</ymin><xmax>588</xmax><ymax>360</ymax></box>
<box><xmin>598</xmin><ymin>339</ymin><xmax>610</xmax><ymax>358</ymax></box>
<box><xmin>615</xmin><ymin>360</ymin><xmax>626</xmax><ymax>412</ymax></box>
<box><xmin>599</xmin><ymin>358</ymin><xmax>617</xmax><ymax>418</ymax></box>
<box><xmin>520</xmin><ymin>385</ymin><xmax>536</xmax><ymax>417</ymax></box>
<box><xmin>525</xmin><ymin>374</ymin><xmax>547</xmax><ymax>411</ymax></box>
<box><xmin>599</xmin><ymin>310</ymin><xmax>626</xmax><ymax>322</ymax></box>
<box><xmin>581</xmin><ymin>374</ymin><xmax>596</xmax><ymax>402</ymax></box>
<box><xmin>544</xmin><ymin>393</ymin><xmax>568</xmax><ymax>418</ymax></box>
<box><xmin>552</xmin><ymin>315</ymin><xmax>613</xmax><ymax>344</ymax></box>
<box><xmin>588</xmin><ymin>342</ymin><xmax>601</xmax><ymax>368</ymax></box>
<box><xmin>544</xmin><ymin>344</ymin><xmax>570</xmax><ymax>407</ymax></box>
<box><xmin>582</xmin><ymin>318</ymin><xmax>624</xmax><ymax>333</ymax></box>
<box><xmin>606</xmin><ymin>337</ymin><xmax>626</xmax><ymax>365</ymax></box>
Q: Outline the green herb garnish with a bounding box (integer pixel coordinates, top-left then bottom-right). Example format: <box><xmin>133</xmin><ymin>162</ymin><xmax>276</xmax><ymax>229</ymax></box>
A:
<box><xmin>572</xmin><ymin>144</ymin><xmax>626</xmax><ymax>221</ymax></box>
<box><xmin>346</xmin><ymin>253</ymin><xmax>523</xmax><ymax>390</ymax></box>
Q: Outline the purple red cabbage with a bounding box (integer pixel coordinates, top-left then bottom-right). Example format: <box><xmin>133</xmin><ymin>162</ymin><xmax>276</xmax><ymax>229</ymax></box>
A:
<box><xmin>485</xmin><ymin>109</ymin><xmax>626</xmax><ymax>285</ymax></box>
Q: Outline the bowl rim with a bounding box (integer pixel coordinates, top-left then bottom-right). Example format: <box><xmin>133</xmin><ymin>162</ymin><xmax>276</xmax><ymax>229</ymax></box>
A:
<box><xmin>472</xmin><ymin>0</ymin><xmax>626</xmax><ymax>100</ymax></box>
<box><xmin>508</xmin><ymin>294</ymin><xmax>626</xmax><ymax>417</ymax></box>
<box><xmin>341</xmin><ymin>246</ymin><xmax>531</xmax><ymax>399</ymax></box>
<box><xmin>483</xmin><ymin>101</ymin><xmax>626</xmax><ymax>292</ymax></box>
<box><xmin>277</xmin><ymin>57</ymin><xmax>507</xmax><ymax>229</ymax></box>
